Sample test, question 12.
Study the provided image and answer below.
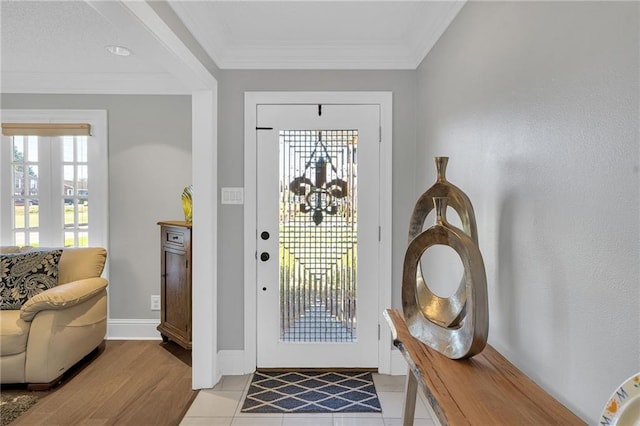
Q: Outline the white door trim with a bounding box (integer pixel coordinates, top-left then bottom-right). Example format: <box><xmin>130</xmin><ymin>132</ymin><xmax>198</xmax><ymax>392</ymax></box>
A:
<box><xmin>243</xmin><ymin>91</ymin><xmax>393</xmax><ymax>374</ymax></box>
<box><xmin>192</xmin><ymin>89</ymin><xmax>219</xmax><ymax>389</ymax></box>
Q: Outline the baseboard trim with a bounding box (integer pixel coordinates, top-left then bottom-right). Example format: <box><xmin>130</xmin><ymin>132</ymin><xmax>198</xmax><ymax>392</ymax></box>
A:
<box><xmin>104</xmin><ymin>324</ymin><xmax>406</xmax><ymax>374</ymax></box>
<box><xmin>107</xmin><ymin>319</ymin><xmax>161</xmax><ymax>340</ymax></box>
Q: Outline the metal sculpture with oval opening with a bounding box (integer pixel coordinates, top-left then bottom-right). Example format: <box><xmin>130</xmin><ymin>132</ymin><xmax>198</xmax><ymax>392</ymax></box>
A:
<box><xmin>402</xmin><ymin>157</ymin><xmax>488</xmax><ymax>359</ymax></box>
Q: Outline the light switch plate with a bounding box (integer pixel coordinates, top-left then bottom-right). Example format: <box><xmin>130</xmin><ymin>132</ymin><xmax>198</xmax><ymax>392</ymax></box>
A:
<box><xmin>221</xmin><ymin>187</ymin><xmax>244</xmax><ymax>205</ymax></box>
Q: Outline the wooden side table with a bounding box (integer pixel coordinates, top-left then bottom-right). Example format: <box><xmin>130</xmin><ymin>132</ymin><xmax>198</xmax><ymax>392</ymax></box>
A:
<box><xmin>384</xmin><ymin>309</ymin><xmax>585</xmax><ymax>425</ymax></box>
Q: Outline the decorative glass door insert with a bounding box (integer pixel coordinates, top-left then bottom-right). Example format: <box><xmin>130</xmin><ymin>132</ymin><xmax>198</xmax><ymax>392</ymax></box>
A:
<box><xmin>279</xmin><ymin>129</ymin><xmax>358</xmax><ymax>343</ymax></box>
<box><xmin>255</xmin><ymin>103</ymin><xmax>380</xmax><ymax>368</ymax></box>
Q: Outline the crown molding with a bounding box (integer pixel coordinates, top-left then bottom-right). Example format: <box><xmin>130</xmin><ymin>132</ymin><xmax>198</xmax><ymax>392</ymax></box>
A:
<box><xmin>217</xmin><ymin>45</ymin><xmax>418</xmax><ymax>70</ymax></box>
<box><xmin>169</xmin><ymin>0</ymin><xmax>466</xmax><ymax>70</ymax></box>
<box><xmin>408</xmin><ymin>0</ymin><xmax>466</xmax><ymax>68</ymax></box>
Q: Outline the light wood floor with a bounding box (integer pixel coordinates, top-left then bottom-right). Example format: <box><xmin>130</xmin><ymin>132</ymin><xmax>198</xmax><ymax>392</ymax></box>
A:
<box><xmin>12</xmin><ymin>340</ymin><xmax>196</xmax><ymax>426</ymax></box>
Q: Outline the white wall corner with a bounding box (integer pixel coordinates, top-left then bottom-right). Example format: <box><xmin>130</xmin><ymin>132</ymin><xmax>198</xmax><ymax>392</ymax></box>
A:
<box><xmin>106</xmin><ymin>319</ymin><xmax>161</xmax><ymax>340</ymax></box>
<box><xmin>191</xmin><ymin>88</ymin><xmax>218</xmax><ymax>390</ymax></box>
<box><xmin>218</xmin><ymin>350</ymin><xmax>247</xmax><ymax>376</ymax></box>
<box><xmin>390</xmin><ymin>347</ymin><xmax>408</xmax><ymax>375</ymax></box>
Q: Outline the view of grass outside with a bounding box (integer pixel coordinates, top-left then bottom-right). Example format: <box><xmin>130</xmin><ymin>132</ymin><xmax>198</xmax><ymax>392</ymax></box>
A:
<box><xmin>13</xmin><ymin>204</ymin><xmax>89</xmax><ymax>247</ymax></box>
<box><xmin>9</xmin><ymin>128</ymin><xmax>95</xmax><ymax>249</ymax></box>
<box><xmin>67</xmin><ymin>234</ymin><xmax>89</xmax><ymax>247</ymax></box>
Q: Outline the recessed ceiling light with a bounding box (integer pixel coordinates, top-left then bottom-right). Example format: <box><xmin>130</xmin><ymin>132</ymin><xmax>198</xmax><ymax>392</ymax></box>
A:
<box><xmin>105</xmin><ymin>45</ymin><xmax>132</xmax><ymax>57</ymax></box>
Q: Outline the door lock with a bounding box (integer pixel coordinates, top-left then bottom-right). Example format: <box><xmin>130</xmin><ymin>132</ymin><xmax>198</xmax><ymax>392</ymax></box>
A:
<box><xmin>260</xmin><ymin>252</ymin><xmax>270</xmax><ymax>262</ymax></box>
<box><xmin>261</xmin><ymin>231</ymin><xmax>270</xmax><ymax>240</ymax></box>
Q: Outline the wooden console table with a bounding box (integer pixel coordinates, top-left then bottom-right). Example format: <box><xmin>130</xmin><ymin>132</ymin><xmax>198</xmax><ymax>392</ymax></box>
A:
<box><xmin>384</xmin><ymin>309</ymin><xmax>585</xmax><ymax>426</ymax></box>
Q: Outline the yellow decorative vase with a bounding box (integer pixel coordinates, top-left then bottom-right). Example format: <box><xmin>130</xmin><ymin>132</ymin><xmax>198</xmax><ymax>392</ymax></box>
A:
<box><xmin>182</xmin><ymin>185</ymin><xmax>193</xmax><ymax>223</ymax></box>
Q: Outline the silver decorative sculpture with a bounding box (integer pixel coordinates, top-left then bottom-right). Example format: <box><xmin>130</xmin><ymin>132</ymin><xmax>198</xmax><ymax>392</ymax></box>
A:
<box><xmin>407</xmin><ymin>157</ymin><xmax>478</xmax><ymax>328</ymax></box>
<box><xmin>402</xmin><ymin>158</ymin><xmax>488</xmax><ymax>359</ymax></box>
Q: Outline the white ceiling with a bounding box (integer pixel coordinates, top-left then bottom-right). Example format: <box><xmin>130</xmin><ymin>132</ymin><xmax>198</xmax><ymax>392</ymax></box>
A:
<box><xmin>0</xmin><ymin>1</ymin><xmax>464</xmax><ymax>94</ymax></box>
<box><xmin>169</xmin><ymin>1</ymin><xmax>464</xmax><ymax>70</ymax></box>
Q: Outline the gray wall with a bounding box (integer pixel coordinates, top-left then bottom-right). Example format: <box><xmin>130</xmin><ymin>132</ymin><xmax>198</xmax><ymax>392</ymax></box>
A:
<box><xmin>0</xmin><ymin>94</ymin><xmax>192</xmax><ymax>319</ymax></box>
<box><xmin>216</xmin><ymin>70</ymin><xmax>417</xmax><ymax>349</ymax></box>
<box><xmin>416</xmin><ymin>2</ymin><xmax>639</xmax><ymax>422</ymax></box>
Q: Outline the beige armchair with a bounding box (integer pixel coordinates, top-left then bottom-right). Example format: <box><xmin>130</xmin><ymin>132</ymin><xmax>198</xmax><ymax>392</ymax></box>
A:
<box><xmin>0</xmin><ymin>247</ymin><xmax>108</xmax><ymax>389</ymax></box>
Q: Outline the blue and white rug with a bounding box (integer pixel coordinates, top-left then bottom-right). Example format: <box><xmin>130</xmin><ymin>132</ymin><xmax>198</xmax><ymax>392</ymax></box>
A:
<box><xmin>241</xmin><ymin>370</ymin><xmax>382</xmax><ymax>413</ymax></box>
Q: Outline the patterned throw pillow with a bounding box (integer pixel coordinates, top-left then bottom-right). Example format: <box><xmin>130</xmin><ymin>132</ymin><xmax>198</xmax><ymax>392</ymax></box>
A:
<box><xmin>0</xmin><ymin>250</ymin><xmax>63</xmax><ymax>310</ymax></box>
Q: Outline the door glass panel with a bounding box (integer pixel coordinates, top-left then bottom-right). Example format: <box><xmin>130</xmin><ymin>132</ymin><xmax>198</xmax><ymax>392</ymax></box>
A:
<box><xmin>14</xmin><ymin>200</ymin><xmax>26</xmax><ymax>229</ymax></box>
<box><xmin>11</xmin><ymin>137</ymin><xmax>39</xmax><ymax>246</ymax></box>
<box><xmin>65</xmin><ymin>231</ymin><xmax>75</xmax><ymax>248</ymax></box>
<box><xmin>27</xmin><ymin>136</ymin><xmax>38</xmax><ymax>162</ymax></box>
<box><xmin>279</xmin><ymin>130</ymin><xmax>358</xmax><ymax>343</ymax></box>
<box><xmin>28</xmin><ymin>165</ymin><xmax>39</xmax><ymax>197</ymax></box>
<box><xmin>77</xmin><ymin>165</ymin><xmax>88</xmax><ymax>194</ymax></box>
<box><xmin>79</xmin><ymin>202</ymin><xmax>89</xmax><ymax>228</ymax></box>
<box><xmin>62</xmin><ymin>136</ymin><xmax>89</xmax><ymax>247</ymax></box>
<box><xmin>15</xmin><ymin>232</ymin><xmax>25</xmax><ymax>246</ymax></box>
<box><xmin>64</xmin><ymin>165</ymin><xmax>75</xmax><ymax>196</ymax></box>
<box><xmin>63</xmin><ymin>136</ymin><xmax>74</xmax><ymax>162</ymax></box>
<box><xmin>78</xmin><ymin>231</ymin><xmax>88</xmax><ymax>247</ymax></box>
<box><xmin>13</xmin><ymin>137</ymin><xmax>24</xmax><ymax>161</ymax></box>
<box><xmin>29</xmin><ymin>232</ymin><xmax>39</xmax><ymax>246</ymax></box>
<box><xmin>13</xmin><ymin>164</ymin><xmax>25</xmax><ymax>200</ymax></box>
<box><xmin>77</xmin><ymin>137</ymin><xmax>88</xmax><ymax>162</ymax></box>
<box><xmin>27</xmin><ymin>199</ymin><xmax>39</xmax><ymax>230</ymax></box>
<box><xmin>64</xmin><ymin>204</ymin><xmax>75</xmax><ymax>227</ymax></box>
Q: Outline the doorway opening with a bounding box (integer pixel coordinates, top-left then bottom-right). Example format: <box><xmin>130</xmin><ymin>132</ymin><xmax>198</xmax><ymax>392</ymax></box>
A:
<box><xmin>244</xmin><ymin>92</ymin><xmax>393</xmax><ymax>372</ymax></box>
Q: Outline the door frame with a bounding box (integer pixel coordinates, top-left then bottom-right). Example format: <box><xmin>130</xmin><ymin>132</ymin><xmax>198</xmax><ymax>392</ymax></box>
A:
<box><xmin>243</xmin><ymin>91</ymin><xmax>393</xmax><ymax>373</ymax></box>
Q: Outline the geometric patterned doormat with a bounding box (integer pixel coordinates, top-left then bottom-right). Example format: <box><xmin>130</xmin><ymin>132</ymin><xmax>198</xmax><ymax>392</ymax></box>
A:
<box><xmin>240</xmin><ymin>370</ymin><xmax>382</xmax><ymax>413</ymax></box>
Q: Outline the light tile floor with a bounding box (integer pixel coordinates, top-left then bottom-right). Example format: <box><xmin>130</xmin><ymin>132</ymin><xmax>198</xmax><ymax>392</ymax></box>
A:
<box><xmin>180</xmin><ymin>373</ymin><xmax>439</xmax><ymax>426</ymax></box>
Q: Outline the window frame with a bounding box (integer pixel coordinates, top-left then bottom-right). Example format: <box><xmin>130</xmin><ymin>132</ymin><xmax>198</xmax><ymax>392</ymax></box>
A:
<box><xmin>0</xmin><ymin>109</ymin><xmax>108</xmax><ymax>251</ymax></box>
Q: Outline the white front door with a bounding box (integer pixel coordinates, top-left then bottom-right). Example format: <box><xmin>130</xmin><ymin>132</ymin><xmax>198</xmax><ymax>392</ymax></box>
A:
<box><xmin>255</xmin><ymin>104</ymin><xmax>380</xmax><ymax>368</ymax></box>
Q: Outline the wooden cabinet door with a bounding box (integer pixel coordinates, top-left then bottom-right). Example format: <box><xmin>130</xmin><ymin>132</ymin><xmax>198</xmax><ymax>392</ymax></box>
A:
<box><xmin>158</xmin><ymin>222</ymin><xmax>192</xmax><ymax>349</ymax></box>
<box><xmin>163</xmin><ymin>248</ymin><xmax>189</xmax><ymax>332</ymax></box>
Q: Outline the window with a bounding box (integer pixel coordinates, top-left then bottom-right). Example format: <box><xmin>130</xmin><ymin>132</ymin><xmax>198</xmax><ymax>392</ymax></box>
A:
<box><xmin>1</xmin><ymin>110</ymin><xmax>108</xmax><ymax>249</ymax></box>
<box><xmin>61</xmin><ymin>135</ymin><xmax>90</xmax><ymax>247</ymax></box>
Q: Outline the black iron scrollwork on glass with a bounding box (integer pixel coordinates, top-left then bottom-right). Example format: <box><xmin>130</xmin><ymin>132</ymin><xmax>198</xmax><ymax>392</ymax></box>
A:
<box><xmin>288</xmin><ymin>131</ymin><xmax>348</xmax><ymax>225</ymax></box>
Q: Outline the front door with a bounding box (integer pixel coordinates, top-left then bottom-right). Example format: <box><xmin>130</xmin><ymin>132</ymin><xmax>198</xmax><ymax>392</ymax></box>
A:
<box><xmin>256</xmin><ymin>104</ymin><xmax>380</xmax><ymax>368</ymax></box>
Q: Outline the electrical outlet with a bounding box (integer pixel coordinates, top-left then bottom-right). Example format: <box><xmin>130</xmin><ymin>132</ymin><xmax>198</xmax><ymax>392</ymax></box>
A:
<box><xmin>150</xmin><ymin>295</ymin><xmax>161</xmax><ymax>311</ymax></box>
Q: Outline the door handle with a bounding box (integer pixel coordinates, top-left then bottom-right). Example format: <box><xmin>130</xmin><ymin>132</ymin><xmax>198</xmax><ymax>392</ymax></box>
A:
<box><xmin>260</xmin><ymin>252</ymin><xmax>270</xmax><ymax>262</ymax></box>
